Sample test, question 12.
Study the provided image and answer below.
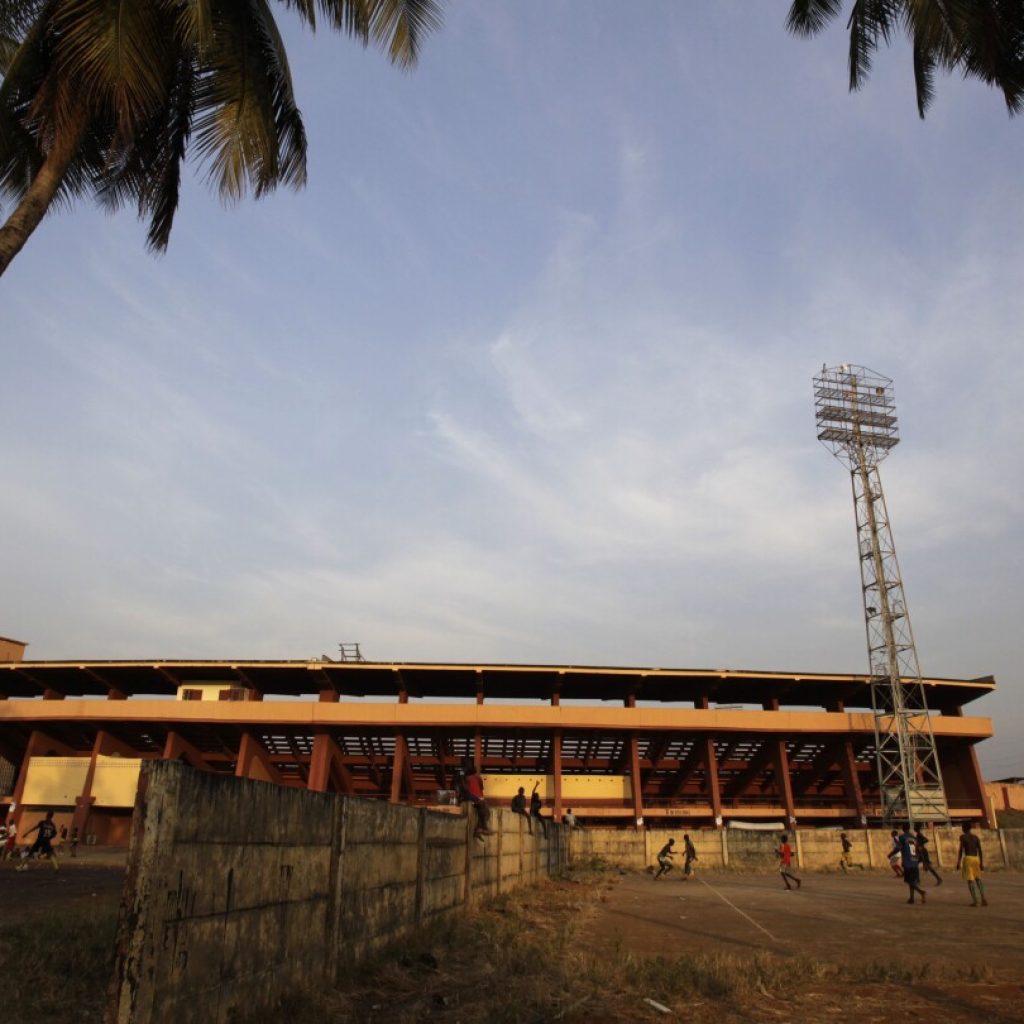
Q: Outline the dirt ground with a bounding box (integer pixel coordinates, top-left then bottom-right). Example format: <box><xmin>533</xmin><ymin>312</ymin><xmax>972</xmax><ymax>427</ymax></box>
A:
<box><xmin>0</xmin><ymin>848</ymin><xmax>126</xmax><ymax>921</ymax></box>
<box><xmin>587</xmin><ymin>868</ymin><xmax>1024</xmax><ymax>1023</ymax></box>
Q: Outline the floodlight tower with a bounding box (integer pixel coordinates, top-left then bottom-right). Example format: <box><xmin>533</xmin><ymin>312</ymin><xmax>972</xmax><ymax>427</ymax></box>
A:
<box><xmin>814</xmin><ymin>365</ymin><xmax>948</xmax><ymax>827</ymax></box>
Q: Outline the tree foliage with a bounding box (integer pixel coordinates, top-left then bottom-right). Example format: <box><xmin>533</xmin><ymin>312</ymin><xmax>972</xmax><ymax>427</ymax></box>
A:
<box><xmin>0</xmin><ymin>0</ymin><xmax>441</xmax><ymax>266</ymax></box>
<box><xmin>786</xmin><ymin>0</ymin><xmax>1024</xmax><ymax>117</ymax></box>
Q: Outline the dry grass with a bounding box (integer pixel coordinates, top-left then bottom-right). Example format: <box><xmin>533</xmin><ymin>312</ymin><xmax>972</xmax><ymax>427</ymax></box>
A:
<box><xmin>281</xmin><ymin>861</ymin><xmax>1003</xmax><ymax>1024</ymax></box>
<box><xmin>0</xmin><ymin>899</ymin><xmax>119</xmax><ymax>1023</ymax></box>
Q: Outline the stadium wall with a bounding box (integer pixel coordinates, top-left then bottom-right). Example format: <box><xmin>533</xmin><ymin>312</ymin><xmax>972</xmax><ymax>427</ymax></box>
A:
<box><xmin>107</xmin><ymin>762</ymin><xmax>566</xmax><ymax>1024</ymax></box>
<box><xmin>567</xmin><ymin>825</ymin><xmax>1016</xmax><ymax>871</ymax></box>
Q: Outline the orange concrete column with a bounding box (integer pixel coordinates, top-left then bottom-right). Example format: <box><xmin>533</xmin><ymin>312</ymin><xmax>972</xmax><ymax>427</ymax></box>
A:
<box><xmin>629</xmin><ymin>733</ymin><xmax>644</xmax><ymax>826</ymax></box>
<box><xmin>308</xmin><ymin>733</ymin><xmax>352</xmax><ymax>794</ymax></box>
<box><xmin>773</xmin><ymin>739</ymin><xmax>797</xmax><ymax>827</ymax></box>
<box><xmin>162</xmin><ymin>731</ymin><xmax>212</xmax><ymax>771</ymax></box>
<box><xmin>235</xmin><ymin>732</ymin><xmax>282</xmax><ymax>785</ymax></box>
<box><xmin>839</xmin><ymin>741</ymin><xmax>867</xmax><ymax>823</ymax></box>
<box><xmin>704</xmin><ymin>737</ymin><xmax>723</xmax><ymax>827</ymax></box>
<box><xmin>552</xmin><ymin>731</ymin><xmax>563</xmax><ymax>822</ymax></box>
<box><xmin>11</xmin><ymin>730</ymin><xmax>76</xmax><ymax>832</ymax></box>
<box><xmin>71</xmin><ymin>730</ymin><xmax>136</xmax><ymax>834</ymax></box>
<box><xmin>390</xmin><ymin>735</ymin><xmax>408</xmax><ymax>803</ymax></box>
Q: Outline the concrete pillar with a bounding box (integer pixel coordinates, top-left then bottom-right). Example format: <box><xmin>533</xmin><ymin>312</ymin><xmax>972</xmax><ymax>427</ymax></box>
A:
<box><xmin>552</xmin><ymin>730</ymin><xmax>563</xmax><ymax>822</ymax></box>
<box><xmin>629</xmin><ymin>732</ymin><xmax>644</xmax><ymax>826</ymax></box>
<box><xmin>865</xmin><ymin>828</ymin><xmax>875</xmax><ymax>868</ymax></box>
<box><xmin>235</xmin><ymin>732</ymin><xmax>282</xmax><ymax>785</ymax></box>
<box><xmin>773</xmin><ymin>739</ymin><xmax>797</xmax><ymax>827</ymax></box>
<box><xmin>162</xmin><ymin>731</ymin><xmax>211</xmax><ymax>772</ymax></box>
<box><xmin>704</xmin><ymin>737</ymin><xmax>723</xmax><ymax>827</ymax></box>
<box><xmin>721</xmin><ymin>828</ymin><xmax>729</xmax><ymax>866</ymax></box>
<box><xmin>390</xmin><ymin>735</ymin><xmax>408</xmax><ymax>803</ymax></box>
<box><xmin>998</xmin><ymin>829</ymin><xmax>1010</xmax><ymax>868</ymax></box>
<box><xmin>839</xmin><ymin>741</ymin><xmax>866</xmax><ymax>822</ymax></box>
<box><xmin>794</xmin><ymin>829</ymin><xmax>805</xmax><ymax>869</ymax></box>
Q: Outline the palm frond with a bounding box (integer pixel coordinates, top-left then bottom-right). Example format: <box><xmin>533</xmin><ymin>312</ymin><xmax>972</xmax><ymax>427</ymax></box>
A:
<box><xmin>786</xmin><ymin>0</ymin><xmax>843</xmax><ymax>37</ymax></box>
<box><xmin>50</xmin><ymin>0</ymin><xmax>174</xmax><ymax>141</ymax></box>
<box><xmin>313</xmin><ymin>0</ymin><xmax>442</xmax><ymax>66</ymax></box>
<box><xmin>192</xmin><ymin>0</ymin><xmax>306</xmax><ymax>201</ymax></box>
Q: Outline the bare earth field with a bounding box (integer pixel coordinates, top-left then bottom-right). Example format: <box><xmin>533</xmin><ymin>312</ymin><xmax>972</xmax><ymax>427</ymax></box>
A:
<box><xmin>3</xmin><ymin>854</ymin><xmax>1023</xmax><ymax>1023</ymax></box>
<box><xmin>587</xmin><ymin>868</ymin><xmax>1024</xmax><ymax>1023</ymax></box>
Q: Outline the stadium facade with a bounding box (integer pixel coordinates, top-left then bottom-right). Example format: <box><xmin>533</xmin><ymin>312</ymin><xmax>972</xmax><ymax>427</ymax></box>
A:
<box><xmin>0</xmin><ymin>641</ymin><xmax>996</xmax><ymax>845</ymax></box>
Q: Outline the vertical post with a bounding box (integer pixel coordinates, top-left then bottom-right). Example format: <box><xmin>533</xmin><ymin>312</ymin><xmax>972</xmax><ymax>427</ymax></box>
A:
<box><xmin>998</xmin><ymin>829</ymin><xmax>1010</xmax><ymax>868</ymax></box>
<box><xmin>794</xmin><ymin>829</ymin><xmax>804</xmax><ymax>869</ymax></box>
<box><xmin>629</xmin><ymin>732</ymin><xmax>644</xmax><ymax>826</ymax></box>
<box><xmin>865</xmin><ymin>829</ymin><xmax>875</xmax><ymax>868</ymax></box>
<box><xmin>552</xmin><ymin>730</ymin><xmax>563</xmax><ymax>822</ymax></box>
<box><xmin>704</xmin><ymin>737</ymin><xmax>723</xmax><ymax>827</ymax></box>
<box><xmin>390</xmin><ymin>736</ymin><xmax>407</xmax><ymax>803</ymax></box>
<box><xmin>414</xmin><ymin>808</ymin><xmax>427</xmax><ymax>925</ymax></box>
<box><xmin>721</xmin><ymin>828</ymin><xmax>729</xmax><ymax>867</ymax></box>
<box><xmin>773</xmin><ymin>739</ymin><xmax>796</xmax><ymax>827</ymax></box>
<box><xmin>840</xmin><ymin>741</ymin><xmax>867</xmax><ymax>821</ymax></box>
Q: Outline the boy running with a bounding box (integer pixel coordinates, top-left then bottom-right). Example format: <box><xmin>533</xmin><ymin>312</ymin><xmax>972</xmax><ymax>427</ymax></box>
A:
<box><xmin>887</xmin><ymin>829</ymin><xmax>904</xmax><ymax>877</ymax></box>
<box><xmin>777</xmin><ymin>833</ymin><xmax>801</xmax><ymax>890</ymax></box>
<box><xmin>896</xmin><ymin>824</ymin><xmax>926</xmax><ymax>904</ymax></box>
<box><xmin>16</xmin><ymin>810</ymin><xmax>59</xmax><ymax>871</ymax></box>
<box><xmin>839</xmin><ymin>831</ymin><xmax>863</xmax><ymax>871</ymax></box>
<box><xmin>682</xmin><ymin>834</ymin><xmax>698</xmax><ymax>880</ymax></box>
<box><xmin>914</xmin><ymin>827</ymin><xmax>942</xmax><ymax>886</ymax></box>
<box><xmin>956</xmin><ymin>822</ymin><xmax>988</xmax><ymax>907</ymax></box>
<box><xmin>654</xmin><ymin>838</ymin><xmax>675</xmax><ymax>879</ymax></box>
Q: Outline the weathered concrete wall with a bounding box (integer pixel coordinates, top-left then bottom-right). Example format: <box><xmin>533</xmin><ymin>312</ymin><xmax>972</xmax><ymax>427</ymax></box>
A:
<box><xmin>108</xmin><ymin>763</ymin><xmax>566</xmax><ymax>1024</ymax></box>
<box><xmin>569</xmin><ymin>825</ymin><xmax>1024</xmax><ymax>872</ymax></box>
<box><xmin>108</xmin><ymin>762</ymin><xmax>340</xmax><ymax>1024</ymax></box>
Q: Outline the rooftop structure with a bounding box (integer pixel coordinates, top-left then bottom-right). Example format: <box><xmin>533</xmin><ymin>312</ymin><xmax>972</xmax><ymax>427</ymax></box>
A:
<box><xmin>0</xmin><ymin>657</ymin><xmax>995</xmax><ymax>844</ymax></box>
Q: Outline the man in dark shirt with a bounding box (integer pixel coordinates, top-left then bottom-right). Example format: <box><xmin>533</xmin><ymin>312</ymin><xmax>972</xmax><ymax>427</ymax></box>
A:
<box><xmin>511</xmin><ymin>786</ymin><xmax>532</xmax><ymax>834</ymax></box>
<box><xmin>914</xmin><ymin>827</ymin><xmax>942</xmax><ymax>885</ymax></box>
<box><xmin>15</xmin><ymin>810</ymin><xmax>59</xmax><ymax>872</ymax></box>
<box><xmin>956</xmin><ymin>821</ymin><xmax>988</xmax><ymax>906</ymax></box>
<box><xmin>529</xmin><ymin>783</ymin><xmax>548</xmax><ymax>838</ymax></box>
<box><xmin>897</xmin><ymin>824</ymin><xmax>926</xmax><ymax>904</ymax></box>
<box><xmin>654</xmin><ymin>838</ymin><xmax>675</xmax><ymax>879</ymax></box>
<box><xmin>682</xmin><ymin>834</ymin><xmax>698</xmax><ymax>880</ymax></box>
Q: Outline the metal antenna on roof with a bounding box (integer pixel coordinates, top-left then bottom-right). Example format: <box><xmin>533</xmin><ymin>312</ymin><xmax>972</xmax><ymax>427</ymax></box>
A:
<box><xmin>338</xmin><ymin>643</ymin><xmax>366</xmax><ymax>663</ymax></box>
<box><xmin>814</xmin><ymin>365</ymin><xmax>948</xmax><ymax>829</ymax></box>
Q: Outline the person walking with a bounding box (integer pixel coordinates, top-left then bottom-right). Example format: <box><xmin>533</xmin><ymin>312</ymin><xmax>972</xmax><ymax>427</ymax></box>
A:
<box><xmin>839</xmin><ymin>832</ymin><xmax>863</xmax><ymax>872</ymax></box>
<box><xmin>896</xmin><ymin>824</ymin><xmax>926</xmax><ymax>904</ymax></box>
<box><xmin>914</xmin><ymin>827</ymin><xmax>942</xmax><ymax>886</ymax></box>
<box><xmin>777</xmin><ymin>833</ymin><xmax>801</xmax><ymax>890</ymax></box>
<box><xmin>654</xmin><ymin>837</ymin><xmax>675</xmax><ymax>879</ymax></box>
<box><xmin>887</xmin><ymin>829</ymin><xmax>904</xmax><ymax>877</ymax></box>
<box><xmin>562</xmin><ymin>808</ymin><xmax>581</xmax><ymax>830</ymax></box>
<box><xmin>956</xmin><ymin>822</ymin><xmax>988</xmax><ymax>907</ymax></box>
<box><xmin>511</xmin><ymin>786</ymin><xmax>532</xmax><ymax>834</ymax></box>
<box><xmin>682</xmin><ymin>834</ymin><xmax>698</xmax><ymax>880</ymax></box>
<box><xmin>15</xmin><ymin>810</ymin><xmax>59</xmax><ymax>872</ymax></box>
<box><xmin>529</xmin><ymin>782</ymin><xmax>548</xmax><ymax>838</ymax></box>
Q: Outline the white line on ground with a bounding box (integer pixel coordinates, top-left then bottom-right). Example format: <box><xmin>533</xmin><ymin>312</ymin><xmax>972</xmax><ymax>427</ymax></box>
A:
<box><xmin>696</xmin><ymin>877</ymin><xmax>781</xmax><ymax>944</ymax></box>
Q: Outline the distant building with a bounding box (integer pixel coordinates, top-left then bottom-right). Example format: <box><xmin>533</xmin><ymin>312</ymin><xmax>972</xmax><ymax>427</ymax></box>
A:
<box><xmin>0</xmin><ymin>654</ymin><xmax>997</xmax><ymax>845</ymax></box>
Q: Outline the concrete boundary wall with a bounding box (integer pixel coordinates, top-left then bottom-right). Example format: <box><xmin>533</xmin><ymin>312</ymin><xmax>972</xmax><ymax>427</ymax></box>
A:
<box><xmin>107</xmin><ymin>763</ymin><xmax>566</xmax><ymax>1024</ymax></box>
<box><xmin>569</xmin><ymin>825</ymin><xmax>1024</xmax><ymax>872</ymax></box>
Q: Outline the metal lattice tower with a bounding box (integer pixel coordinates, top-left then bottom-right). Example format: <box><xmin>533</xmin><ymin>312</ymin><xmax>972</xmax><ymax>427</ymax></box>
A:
<box><xmin>814</xmin><ymin>364</ymin><xmax>948</xmax><ymax>827</ymax></box>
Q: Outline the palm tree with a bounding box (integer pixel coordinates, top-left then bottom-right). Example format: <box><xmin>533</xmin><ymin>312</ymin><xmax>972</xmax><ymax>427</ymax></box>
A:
<box><xmin>0</xmin><ymin>0</ymin><xmax>441</xmax><ymax>276</ymax></box>
<box><xmin>786</xmin><ymin>0</ymin><xmax>1024</xmax><ymax>118</ymax></box>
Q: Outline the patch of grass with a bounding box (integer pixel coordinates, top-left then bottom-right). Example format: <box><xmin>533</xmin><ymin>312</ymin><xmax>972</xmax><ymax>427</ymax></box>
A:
<box><xmin>0</xmin><ymin>901</ymin><xmax>119</xmax><ymax>1022</ymax></box>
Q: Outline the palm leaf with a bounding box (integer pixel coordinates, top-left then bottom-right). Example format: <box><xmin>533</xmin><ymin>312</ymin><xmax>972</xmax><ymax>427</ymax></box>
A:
<box><xmin>786</xmin><ymin>0</ymin><xmax>843</xmax><ymax>37</ymax></box>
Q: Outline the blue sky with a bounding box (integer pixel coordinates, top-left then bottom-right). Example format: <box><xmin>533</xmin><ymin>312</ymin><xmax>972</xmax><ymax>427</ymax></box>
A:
<box><xmin>1</xmin><ymin>3</ymin><xmax>1021</xmax><ymax>775</ymax></box>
